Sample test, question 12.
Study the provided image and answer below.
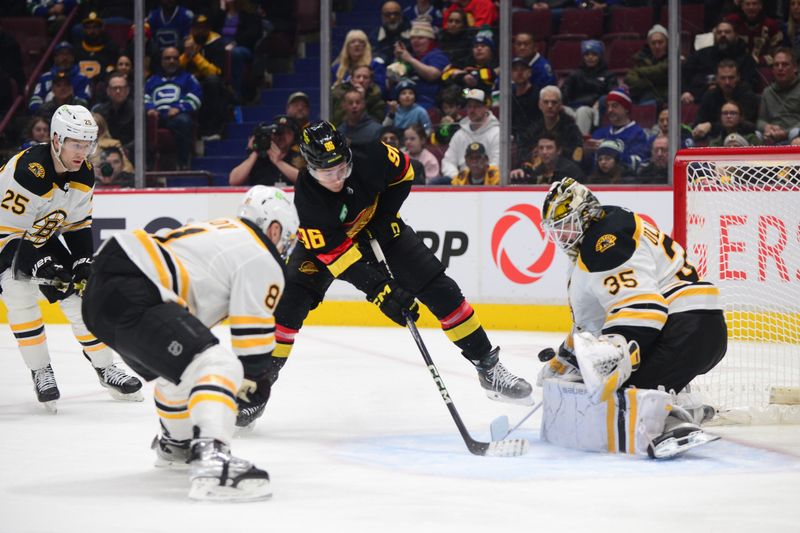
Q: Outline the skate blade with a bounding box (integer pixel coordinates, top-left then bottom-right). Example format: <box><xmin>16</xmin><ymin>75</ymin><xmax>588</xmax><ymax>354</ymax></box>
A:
<box><xmin>650</xmin><ymin>431</ymin><xmax>721</xmax><ymax>459</ymax></box>
<box><xmin>105</xmin><ymin>387</ymin><xmax>144</xmax><ymax>402</ymax></box>
<box><xmin>234</xmin><ymin>422</ymin><xmax>257</xmax><ymax>435</ymax></box>
<box><xmin>41</xmin><ymin>400</ymin><xmax>57</xmax><ymax>414</ymax></box>
<box><xmin>188</xmin><ymin>477</ymin><xmax>272</xmax><ymax>502</ymax></box>
<box><xmin>484</xmin><ymin>390</ymin><xmax>536</xmax><ymax>406</ymax></box>
<box><xmin>484</xmin><ymin>438</ymin><xmax>530</xmax><ymax>457</ymax></box>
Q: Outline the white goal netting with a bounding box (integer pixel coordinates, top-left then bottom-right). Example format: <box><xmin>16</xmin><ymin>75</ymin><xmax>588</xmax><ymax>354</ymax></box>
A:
<box><xmin>681</xmin><ymin>155</ymin><xmax>800</xmax><ymax>424</ymax></box>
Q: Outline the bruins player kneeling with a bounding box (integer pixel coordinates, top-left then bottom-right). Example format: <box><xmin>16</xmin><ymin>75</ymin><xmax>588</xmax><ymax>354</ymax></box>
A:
<box><xmin>537</xmin><ymin>178</ymin><xmax>727</xmax><ymax>458</ymax></box>
<box><xmin>0</xmin><ymin>104</ymin><xmax>141</xmax><ymax>412</ymax></box>
<box><xmin>82</xmin><ymin>186</ymin><xmax>298</xmax><ymax>501</ymax></box>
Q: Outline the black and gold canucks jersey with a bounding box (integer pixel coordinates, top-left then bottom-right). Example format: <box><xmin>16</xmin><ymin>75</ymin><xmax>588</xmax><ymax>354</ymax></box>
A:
<box><xmin>569</xmin><ymin>206</ymin><xmax>721</xmax><ymax>337</ymax></box>
<box><xmin>0</xmin><ymin>144</ymin><xmax>95</xmax><ymax>265</ymax></box>
<box><xmin>293</xmin><ymin>141</ymin><xmax>414</xmax><ymax>277</ymax></box>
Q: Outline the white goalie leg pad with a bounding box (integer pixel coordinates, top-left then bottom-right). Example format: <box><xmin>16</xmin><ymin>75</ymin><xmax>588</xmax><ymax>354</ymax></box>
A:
<box><xmin>541</xmin><ymin>378</ymin><xmax>672</xmax><ymax>455</ymax></box>
<box><xmin>59</xmin><ymin>295</ymin><xmax>114</xmax><ymax>367</ymax></box>
<box><xmin>0</xmin><ymin>276</ymin><xmax>51</xmax><ymax>370</ymax></box>
<box><xmin>573</xmin><ymin>331</ymin><xmax>640</xmax><ymax>403</ymax></box>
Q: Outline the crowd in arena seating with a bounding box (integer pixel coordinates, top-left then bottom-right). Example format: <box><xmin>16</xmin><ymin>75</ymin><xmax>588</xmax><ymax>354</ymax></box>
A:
<box><xmin>2</xmin><ymin>0</ymin><xmax>800</xmax><ymax>187</ymax></box>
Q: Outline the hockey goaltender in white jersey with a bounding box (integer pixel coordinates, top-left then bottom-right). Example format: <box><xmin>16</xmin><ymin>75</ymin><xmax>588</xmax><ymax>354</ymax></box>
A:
<box><xmin>537</xmin><ymin>178</ymin><xmax>727</xmax><ymax>458</ymax></box>
<box><xmin>82</xmin><ymin>185</ymin><xmax>299</xmax><ymax>502</ymax></box>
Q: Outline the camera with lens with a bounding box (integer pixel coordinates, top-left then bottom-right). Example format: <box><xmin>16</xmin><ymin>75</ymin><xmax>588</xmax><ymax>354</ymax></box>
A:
<box><xmin>100</xmin><ymin>162</ymin><xmax>113</xmax><ymax>178</ymax></box>
<box><xmin>252</xmin><ymin>122</ymin><xmax>277</xmax><ymax>158</ymax></box>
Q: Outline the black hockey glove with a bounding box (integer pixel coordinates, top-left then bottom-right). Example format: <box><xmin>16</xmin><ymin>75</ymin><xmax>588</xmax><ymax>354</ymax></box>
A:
<box><xmin>364</xmin><ymin>214</ymin><xmax>405</xmax><ymax>244</ymax></box>
<box><xmin>235</xmin><ymin>356</ymin><xmax>274</xmax><ymax>428</ymax></box>
<box><xmin>71</xmin><ymin>257</ymin><xmax>92</xmax><ymax>297</ymax></box>
<box><xmin>368</xmin><ymin>279</ymin><xmax>419</xmax><ymax>326</ymax></box>
<box><xmin>31</xmin><ymin>256</ymin><xmax>74</xmax><ymax>303</ymax></box>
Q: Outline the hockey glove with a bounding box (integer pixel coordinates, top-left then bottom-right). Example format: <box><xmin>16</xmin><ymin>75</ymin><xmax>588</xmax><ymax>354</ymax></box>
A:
<box><xmin>71</xmin><ymin>257</ymin><xmax>92</xmax><ymax>297</ymax></box>
<box><xmin>368</xmin><ymin>279</ymin><xmax>419</xmax><ymax>326</ymax></box>
<box><xmin>235</xmin><ymin>356</ymin><xmax>274</xmax><ymax>428</ymax></box>
<box><xmin>536</xmin><ymin>340</ymin><xmax>582</xmax><ymax>386</ymax></box>
<box><xmin>364</xmin><ymin>214</ymin><xmax>405</xmax><ymax>244</ymax></box>
<box><xmin>31</xmin><ymin>256</ymin><xmax>74</xmax><ymax>303</ymax></box>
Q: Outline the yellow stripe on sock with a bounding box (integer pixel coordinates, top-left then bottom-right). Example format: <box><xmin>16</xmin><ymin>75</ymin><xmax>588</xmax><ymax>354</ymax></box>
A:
<box><xmin>188</xmin><ymin>392</ymin><xmax>237</xmax><ymax>412</ymax></box>
<box><xmin>442</xmin><ymin>315</ymin><xmax>481</xmax><ymax>342</ymax></box>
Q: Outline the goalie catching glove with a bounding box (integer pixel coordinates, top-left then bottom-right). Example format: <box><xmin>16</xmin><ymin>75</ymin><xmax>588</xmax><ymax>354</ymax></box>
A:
<box><xmin>31</xmin><ymin>256</ymin><xmax>74</xmax><ymax>303</ymax></box>
<box><xmin>572</xmin><ymin>331</ymin><xmax>640</xmax><ymax>404</ymax></box>
<box><xmin>368</xmin><ymin>279</ymin><xmax>419</xmax><ymax>326</ymax></box>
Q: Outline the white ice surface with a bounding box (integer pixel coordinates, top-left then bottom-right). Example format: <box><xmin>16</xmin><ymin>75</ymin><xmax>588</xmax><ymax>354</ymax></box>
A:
<box><xmin>1</xmin><ymin>325</ymin><xmax>799</xmax><ymax>533</ymax></box>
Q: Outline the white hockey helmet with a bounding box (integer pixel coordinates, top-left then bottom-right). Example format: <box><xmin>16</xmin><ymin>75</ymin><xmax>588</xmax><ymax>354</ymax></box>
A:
<box><xmin>541</xmin><ymin>177</ymin><xmax>603</xmax><ymax>255</ymax></box>
<box><xmin>51</xmin><ymin>104</ymin><xmax>98</xmax><ymax>154</ymax></box>
<box><xmin>238</xmin><ymin>186</ymin><xmax>299</xmax><ymax>259</ymax></box>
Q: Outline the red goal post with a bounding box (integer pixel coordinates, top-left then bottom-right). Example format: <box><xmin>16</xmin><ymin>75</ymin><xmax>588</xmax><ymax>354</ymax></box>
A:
<box><xmin>673</xmin><ymin>147</ymin><xmax>800</xmax><ymax>424</ymax></box>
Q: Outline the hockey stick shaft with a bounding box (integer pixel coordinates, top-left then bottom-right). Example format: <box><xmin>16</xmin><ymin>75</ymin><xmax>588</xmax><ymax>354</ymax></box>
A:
<box><xmin>369</xmin><ymin>239</ymin><xmax>492</xmax><ymax>455</ymax></box>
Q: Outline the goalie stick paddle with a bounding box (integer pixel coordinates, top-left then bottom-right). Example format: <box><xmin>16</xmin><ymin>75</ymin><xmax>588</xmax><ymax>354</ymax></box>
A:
<box><xmin>369</xmin><ymin>239</ymin><xmax>529</xmax><ymax>458</ymax></box>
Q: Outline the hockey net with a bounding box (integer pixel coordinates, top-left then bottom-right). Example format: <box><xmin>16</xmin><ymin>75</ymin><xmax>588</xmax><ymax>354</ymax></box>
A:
<box><xmin>674</xmin><ymin>147</ymin><xmax>800</xmax><ymax>425</ymax></box>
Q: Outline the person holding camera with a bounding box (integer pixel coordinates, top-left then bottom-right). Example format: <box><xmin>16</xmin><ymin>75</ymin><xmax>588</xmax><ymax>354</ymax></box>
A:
<box><xmin>94</xmin><ymin>146</ymin><xmax>135</xmax><ymax>188</ymax></box>
<box><xmin>228</xmin><ymin>115</ymin><xmax>304</xmax><ymax>186</ymax></box>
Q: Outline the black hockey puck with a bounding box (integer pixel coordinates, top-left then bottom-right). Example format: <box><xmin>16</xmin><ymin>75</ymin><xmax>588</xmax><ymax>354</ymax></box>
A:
<box><xmin>537</xmin><ymin>347</ymin><xmax>556</xmax><ymax>362</ymax></box>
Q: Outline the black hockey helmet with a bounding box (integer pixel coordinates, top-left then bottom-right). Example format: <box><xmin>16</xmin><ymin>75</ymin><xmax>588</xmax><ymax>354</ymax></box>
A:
<box><xmin>299</xmin><ymin>121</ymin><xmax>352</xmax><ymax>171</ymax></box>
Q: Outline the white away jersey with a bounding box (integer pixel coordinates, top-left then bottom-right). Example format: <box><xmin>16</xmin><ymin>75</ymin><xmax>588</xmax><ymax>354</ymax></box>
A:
<box><xmin>568</xmin><ymin>206</ymin><xmax>720</xmax><ymax>336</ymax></box>
<box><xmin>0</xmin><ymin>144</ymin><xmax>94</xmax><ymax>254</ymax></box>
<box><xmin>109</xmin><ymin>217</ymin><xmax>285</xmax><ymax>358</ymax></box>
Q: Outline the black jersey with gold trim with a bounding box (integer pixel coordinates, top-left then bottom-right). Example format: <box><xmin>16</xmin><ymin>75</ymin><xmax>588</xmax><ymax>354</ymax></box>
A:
<box><xmin>293</xmin><ymin>140</ymin><xmax>414</xmax><ymax>278</ymax></box>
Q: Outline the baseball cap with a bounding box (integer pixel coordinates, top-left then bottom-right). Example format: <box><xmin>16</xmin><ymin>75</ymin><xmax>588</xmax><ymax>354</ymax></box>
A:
<box><xmin>465</xmin><ymin>142</ymin><xmax>487</xmax><ymax>158</ymax></box>
<box><xmin>597</xmin><ymin>139</ymin><xmax>624</xmax><ymax>159</ymax></box>
<box><xmin>192</xmin><ymin>14</ymin><xmax>209</xmax><ymax>25</ymax></box>
<box><xmin>464</xmin><ymin>88</ymin><xmax>487</xmax><ymax>104</ymax></box>
<box><xmin>82</xmin><ymin>11</ymin><xmax>103</xmax><ymax>26</ymax></box>
<box><xmin>511</xmin><ymin>56</ymin><xmax>529</xmax><ymax>67</ymax></box>
<box><xmin>287</xmin><ymin>91</ymin><xmax>310</xmax><ymax>104</ymax></box>
<box><xmin>54</xmin><ymin>41</ymin><xmax>74</xmax><ymax>54</ymax></box>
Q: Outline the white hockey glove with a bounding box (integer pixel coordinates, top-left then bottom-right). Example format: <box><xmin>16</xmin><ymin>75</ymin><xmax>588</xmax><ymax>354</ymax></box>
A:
<box><xmin>572</xmin><ymin>332</ymin><xmax>640</xmax><ymax>404</ymax></box>
<box><xmin>536</xmin><ymin>339</ymin><xmax>582</xmax><ymax>386</ymax></box>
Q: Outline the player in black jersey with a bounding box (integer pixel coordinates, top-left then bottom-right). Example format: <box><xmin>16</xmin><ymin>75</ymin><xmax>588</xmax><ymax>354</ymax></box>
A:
<box><xmin>243</xmin><ymin>121</ymin><xmax>532</xmax><ymax>428</ymax></box>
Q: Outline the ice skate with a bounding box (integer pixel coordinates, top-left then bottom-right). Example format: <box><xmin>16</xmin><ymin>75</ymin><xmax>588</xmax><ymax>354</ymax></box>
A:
<box><xmin>235</xmin><ymin>401</ymin><xmax>266</xmax><ymax>430</ymax></box>
<box><xmin>31</xmin><ymin>364</ymin><xmax>59</xmax><ymax>413</ymax></box>
<box><xmin>474</xmin><ymin>347</ymin><xmax>534</xmax><ymax>405</ymax></box>
<box><xmin>647</xmin><ymin>406</ymin><xmax>720</xmax><ymax>459</ymax></box>
<box><xmin>94</xmin><ymin>363</ymin><xmax>144</xmax><ymax>401</ymax></box>
<box><xmin>152</xmin><ymin>434</ymin><xmax>191</xmax><ymax>469</ymax></box>
<box><xmin>188</xmin><ymin>438</ymin><xmax>271</xmax><ymax>502</ymax></box>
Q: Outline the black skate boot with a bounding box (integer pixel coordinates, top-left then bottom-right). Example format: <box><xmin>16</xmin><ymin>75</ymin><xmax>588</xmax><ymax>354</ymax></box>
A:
<box><xmin>152</xmin><ymin>434</ymin><xmax>191</xmax><ymax>469</ymax></box>
<box><xmin>647</xmin><ymin>406</ymin><xmax>720</xmax><ymax>459</ymax></box>
<box><xmin>188</xmin><ymin>438</ymin><xmax>271</xmax><ymax>501</ymax></box>
<box><xmin>473</xmin><ymin>347</ymin><xmax>534</xmax><ymax>405</ymax></box>
<box><xmin>31</xmin><ymin>364</ymin><xmax>59</xmax><ymax>413</ymax></box>
<box><xmin>94</xmin><ymin>363</ymin><xmax>144</xmax><ymax>401</ymax></box>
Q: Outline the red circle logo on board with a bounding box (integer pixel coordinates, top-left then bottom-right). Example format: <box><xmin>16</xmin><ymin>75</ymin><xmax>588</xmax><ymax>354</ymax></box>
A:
<box><xmin>491</xmin><ymin>204</ymin><xmax>556</xmax><ymax>284</ymax></box>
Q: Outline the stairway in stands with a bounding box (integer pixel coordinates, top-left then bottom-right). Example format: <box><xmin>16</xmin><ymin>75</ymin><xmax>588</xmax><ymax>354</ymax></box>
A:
<box><xmin>191</xmin><ymin>0</ymin><xmax>382</xmax><ymax>186</ymax></box>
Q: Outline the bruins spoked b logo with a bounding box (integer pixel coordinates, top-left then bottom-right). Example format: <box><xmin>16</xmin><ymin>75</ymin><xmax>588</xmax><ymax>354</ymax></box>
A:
<box><xmin>29</xmin><ymin>210</ymin><xmax>67</xmax><ymax>245</ymax></box>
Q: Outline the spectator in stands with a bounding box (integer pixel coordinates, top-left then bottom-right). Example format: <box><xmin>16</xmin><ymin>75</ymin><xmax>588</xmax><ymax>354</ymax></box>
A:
<box><xmin>650</xmin><ymin>106</ymin><xmax>694</xmax><ymax>148</ymax></box>
<box><xmin>94</xmin><ymin>146</ymin><xmax>135</xmax><ymax>188</ymax></box>
<box><xmin>440</xmin><ymin>88</ymin><xmax>499</xmax><ymax>181</ymax></box>
<box><xmin>637</xmin><ymin>135</ymin><xmax>669</xmax><ymax>184</ymax></box>
<box><xmin>331</xmin><ymin>64</ymin><xmax>386</xmax><ymax>125</ymax></box>
<box><xmin>91</xmin><ymin>71</ymin><xmax>134</xmax><ymax>148</ymax></box>
<box><xmin>725</xmin><ymin>0</ymin><xmax>785</xmax><ymax>66</ymax></box>
<box><xmin>404</xmin><ymin>123</ymin><xmax>443</xmax><ymax>184</ymax></box>
<box><xmin>510</xmin><ymin>132</ymin><xmax>584</xmax><ymax>185</ymax></box>
<box><xmin>147</xmin><ymin>0</ymin><xmax>194</xmax><ymax>51</ymax></box>
<box><xmin>510</xmin><ymin>56</ymin><xmax>542</xmax><ymax>143</ymax></box>
<box><xmin>786</xmin><ymin>0</ymin><xmax>800</xmax><ymax>57</ymax></box>
<box><xmin>587</xmin><ymin>139</ymin><xmax>628</xmax><ymax>184</ymax></box>
<box><xmin>519</xmin><ymin>85</ymin><xmax>583</xmax><ymax>167</ymax></box>
<box><xmin>29</xmin><ymin>42</ymin><xmax>91</xmax><ymax>112</ymax></box>
<box><xmin>229</xmin><ymin>114</ymin><xmax>303</xmax><ymax>186</ymax></box>
<box><xmin>681</xmin><ymin>21</ymin><xmax>759</xmax><ymax>105</ymax></box>
<box><xmin>390</xmin><ymin>21</ymin><xmax>449</xmax><ymax>110</ymax></box>
<box><xmin>145</xmin><ymin>46</ymin><xmax>202</xmax><ymax>169</ymax></box>
<box><xmin>0</xmin><ymin>27</ymin><xmax>23</xmax><ymax>116</ymax></box>
<box><xmin>439</xmin><ymin>7</ymin><xmax>472</xmax><ymax>67</ymax></box>
<box><xmin>285</xmin><ymin>91</ymin><xmax>311</xmax><ymax>131</ymax></box>
<box><xmin>90</xmin><ymin>112</ymin><xmax>134</xmax><ymax>173</ymax></box>
<box><xmin>588</xmin><ymin>87</ymin><xmax>649</xmax><ymax>173</ymax></box>
<box><xmin>334</xmin><ymin>30</ymin><xmax>387</xmax><ymax>96</ymax></box>
<box><xmin>337</xmin><ymin>86</ymin><xmax>383</xmax><ymax>150</ymax></box>
<box><xmin>212</xmin><ymin>0</ymin><xmax>261</xmax><ymax>103</ymax></box>
<box><xmin>441</xmin><ymin>30</ymin><xmax>498</xmax><ymax>97</ymax></box>
<box><xmin>379</xmin><ymin>124</ymin><xmax>427</xmax><ymax>185</ymax></box>
<box><xmin>181</xmin><ymin>14</ymin><xmax>227</xmax><ymax>141</ymax></box>
<box><xmin>435</xmin><ymin>85</ymin><xmax>464</xmax><ymax>125</ymax></box>
<box><xmin>28</xmin><ymin>0</ymin><xmax>76</xmax><ymax>31</ymax></box>
<box><xmin>691</xmin><ymin>59</ymin><xmax>761</xmax><ymax>142</ymax></box>
<box><xmin>404</xmin><ymin>0</ymin><xmax>443</xmax><ymax>30</ymax></box>
<box><xmin>758</xmin><ymin>48</ymin><xmax>800</xmax><ymax>144</ymax></box>
<box><xmin>74</xmin><ymin>12</ymin><xmax>118</xmax><ymax>81</ymax></box>
<box><xmin>451</xmin><ymin>142</ymin><xmax>499</xmax><ymax>186</ymax></box>
<box><xmin>384</xmin><ymin>79</ymin><xmax>432</xmax><ymax>133</ymax></box>
<box><xmin>442</xmin><ymin>0</ymin><xmax>498</xmax><ymax>29</ymax></box>
<box><xmin>19</xmin><ymin>116</ymin><xmax>49</xmax><ymax>150</ymax></box>
<box><xmin>625</xmin><ymin>24</ymin><xmax>669</xmax><ymax>106</ymax></box>
<box><xmin>709</xmin><ymin>101</ymin><xmax>761</xmax><ymax>146</ymax></box>
<box><xmin>35</xmin><ymin>70</ymin><xmax>86</xmax><ymax>121</ymax></box>
<box><xmin>125</xmin><ymin>21</ymin><xmax>160</xmax><ymax>80</ymax></box>
<box><xmin>723</xmin><ymin>132</ymin><xmax>752</xmax><ymax>147</ymax></box>
<box><xmin>562</xmin><ymin>39</ymin><xmax>614</xmax><ymax>136</ymax></box>
<box><xmin>371</xmin><ymin>1</ymin><xmax>412</xmax><ymax>63</ymax></box>
<box><xmin>512</xmin><ymin>32</ymin><xmax>556</xmax><ymax>91</ymax></box>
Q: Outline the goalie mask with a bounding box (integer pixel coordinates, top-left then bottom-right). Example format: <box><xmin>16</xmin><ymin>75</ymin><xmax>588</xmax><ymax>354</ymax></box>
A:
<box><xmin>541</xmin><ymin>177</ymin><xmax>603</xmax><ymax>254</ymax></box>
<box><xmin>238</xmin><ymin>186</ymin><xmax>300</xmax><ymax>260</ymax></box>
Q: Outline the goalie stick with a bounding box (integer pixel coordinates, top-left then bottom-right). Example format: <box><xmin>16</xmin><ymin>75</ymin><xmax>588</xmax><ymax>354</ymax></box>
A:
<box><xmin>369</xmin><ymin>239</ymin><xmax>529</xmax><ymax>457</ymax></box>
